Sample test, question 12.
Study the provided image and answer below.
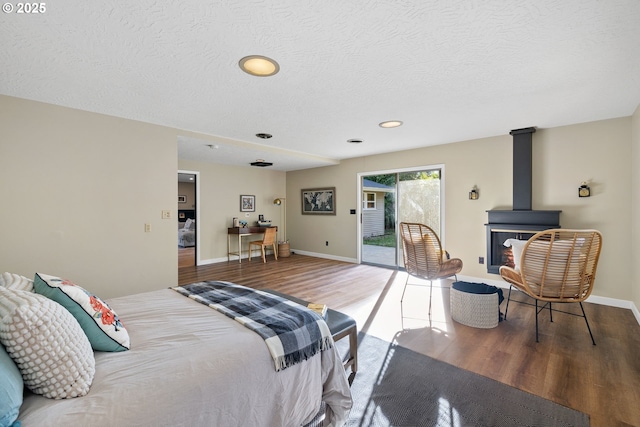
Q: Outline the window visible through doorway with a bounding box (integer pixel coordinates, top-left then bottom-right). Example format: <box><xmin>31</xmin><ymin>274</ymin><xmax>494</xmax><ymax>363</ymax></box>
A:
<box><xmin>363</xmin><ymin>192</ymin><xmax>376</xmax><ymax>210</ymax></box>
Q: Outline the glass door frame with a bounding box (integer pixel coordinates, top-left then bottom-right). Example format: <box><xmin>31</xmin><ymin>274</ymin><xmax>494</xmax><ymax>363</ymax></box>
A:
<box><xmin>357</xmin><ymin>164</ymin><xmax>446</xmax><ymax>267</ymax></box>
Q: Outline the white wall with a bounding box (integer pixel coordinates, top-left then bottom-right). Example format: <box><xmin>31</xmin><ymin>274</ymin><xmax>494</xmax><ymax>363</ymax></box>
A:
<box><xmin>0</xmin><ymin>95</ymin><xmax>178</xmax><ymax>298</ymax></box>
<box><xmin>287</xmin><ymin>117</ymin><xmax>634</xmax><ymax>301</ymax></box>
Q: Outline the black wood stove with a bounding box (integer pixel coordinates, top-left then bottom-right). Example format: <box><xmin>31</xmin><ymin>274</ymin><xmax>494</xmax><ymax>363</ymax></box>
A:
<box><xmin>485</xmin><ymin>127</ymin><xmax>561</xmax><ymax>274</ymax></box>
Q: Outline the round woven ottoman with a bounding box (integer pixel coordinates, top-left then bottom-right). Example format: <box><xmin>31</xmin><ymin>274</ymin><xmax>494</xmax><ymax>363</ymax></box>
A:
<box><xmin>450</xmin><ymin>282</ymin><xmax>501</xmax><ymax>329</ymax></box>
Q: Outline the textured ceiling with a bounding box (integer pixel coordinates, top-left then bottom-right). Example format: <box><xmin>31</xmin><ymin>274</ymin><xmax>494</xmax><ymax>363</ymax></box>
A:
<box><xmin>2</xmin><ymin>1</ymin><xmax>640</xmax><ymax>171</ymax></box>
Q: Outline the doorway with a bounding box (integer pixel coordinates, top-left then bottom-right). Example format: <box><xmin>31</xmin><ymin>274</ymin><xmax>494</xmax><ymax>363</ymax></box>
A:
<box><xmin>359</xmin><ymin>165</ymin><xmax>443</xmax><ymax>268</ymax></box>
<box><xmin>178</xmin><ymin>171</ymin><xmax>199</xmax><ymax>268</ymax></box>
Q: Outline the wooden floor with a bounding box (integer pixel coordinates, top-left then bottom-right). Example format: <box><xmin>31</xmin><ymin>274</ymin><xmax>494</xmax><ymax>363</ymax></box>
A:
<box><xmin>178</xmin><ymin>247</ymin><xmax>195</xmax><ymax>268</ymax></box>
<box><xmin>179</xmin><ymin>254</ymin><xmax>640</xmax><ymax>427</ymax></box>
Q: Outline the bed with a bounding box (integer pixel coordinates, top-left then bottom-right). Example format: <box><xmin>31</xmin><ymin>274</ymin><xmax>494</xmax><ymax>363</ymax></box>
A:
<box><xmin>6</xmin><ymin>281</ymin><xmax>352</xmax><ymax>426</ymax></box>
<box><xmin>178</xmin><ymin>218</ymin><xmax>195</xmax><ymax>247</ymax></box>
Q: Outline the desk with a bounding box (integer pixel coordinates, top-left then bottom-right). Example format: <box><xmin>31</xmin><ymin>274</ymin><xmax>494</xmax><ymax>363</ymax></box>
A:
<box><xmin>227</xmin><ymin>226</ymin><xmax>277</xmax><ymax>263</ymax></box>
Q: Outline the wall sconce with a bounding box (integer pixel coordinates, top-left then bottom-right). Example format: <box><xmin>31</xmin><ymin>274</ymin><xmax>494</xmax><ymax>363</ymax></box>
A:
<box><xmin>469</xmin><ymin>186</ymin><xmax>479</xmax><ymax>200</ymax></box>
<box><xmin>578</xmin><ymin>182</ymin><xmax>591</xmax><ymax>198</ymax></box>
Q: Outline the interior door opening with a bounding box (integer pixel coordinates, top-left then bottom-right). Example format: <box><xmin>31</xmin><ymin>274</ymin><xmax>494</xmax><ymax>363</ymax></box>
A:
<box><xmin>178</xmin><ymin>171</ymin><xmax>197</xmax><ymax>268</ymax></box>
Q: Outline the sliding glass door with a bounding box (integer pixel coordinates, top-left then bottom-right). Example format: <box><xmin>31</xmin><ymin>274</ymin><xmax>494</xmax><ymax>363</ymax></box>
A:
<box><xmin>360</xmin><ymin>167</ymin><xmax>442</xmax><ymax>268</ymax></box>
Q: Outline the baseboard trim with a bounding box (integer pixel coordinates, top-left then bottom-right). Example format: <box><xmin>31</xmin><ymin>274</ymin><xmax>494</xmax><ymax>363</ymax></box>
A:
<box><xmin>631</xmin><ymin>301</ymin><xmax>640</xmax><ymax>325</ymax></box>
<box><xmin>291</xmin><ymin>249</ymin><xmax>357</xmax><ymax>264</ymax></box>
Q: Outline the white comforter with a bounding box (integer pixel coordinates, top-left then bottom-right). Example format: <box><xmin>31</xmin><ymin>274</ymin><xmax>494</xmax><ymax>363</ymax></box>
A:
<box><xmin>18</xmin><ymin>288</ymin><xmax>352</xmax><ymax>426</ymax></box>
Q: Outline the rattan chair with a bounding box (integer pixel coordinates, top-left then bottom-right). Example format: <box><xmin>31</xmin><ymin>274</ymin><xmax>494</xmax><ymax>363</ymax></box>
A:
<box><xmin>500</xmin><ymin>229</ymin><xmax>602</xmax><ymax>344</ymax></box>
<box><xmin>399</xmin><ymin>222</ymin><xmax>463</xmax><ymax>322</ymax></box>
<box><xmin>249</xmin><ymin>227</ymin><xmax>278</xmax><ymax>263</ymax></box>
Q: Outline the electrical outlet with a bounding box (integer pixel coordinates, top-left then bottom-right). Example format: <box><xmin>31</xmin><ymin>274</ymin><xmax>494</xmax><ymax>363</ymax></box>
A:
<box><xmin>145</xmin><ymin>223</ymin><xmax>151</xmax><ymax>233</ymax></box>
<box><xmin>479</xmin><ymin>256</ymin><xmax>484</xmax><ymax>264</ymax></box>
<box><xmin>245</xmin><ymin>213</ymin><xmax>250</xmax><ymax>217</ymax></box>
<box><xmin>161</xmin><ymin>210</ymin><xmax>171</xmax><ymax>219</ymax></box>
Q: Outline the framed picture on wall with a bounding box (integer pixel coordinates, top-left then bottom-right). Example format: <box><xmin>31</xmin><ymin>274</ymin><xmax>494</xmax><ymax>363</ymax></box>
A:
<box><xmin>178</xmin><ymin>195</ymin><xmax>187</xmax><ymax>203</ymax></box>
<box><xmin>301</xmin><ymin>187</ymin><xmax>336</xmax><ymax>215</ymax></box>
<box><xmin>240</xmin><ymin>195</ymin><xmax>255</xmax><ymax>212</ymax></box>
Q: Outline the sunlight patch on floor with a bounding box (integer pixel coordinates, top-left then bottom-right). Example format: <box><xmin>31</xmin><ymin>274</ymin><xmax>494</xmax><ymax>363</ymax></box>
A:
<box><xmin>354</xmin><ymin>273</ymin><xmax>456</xmax><ymax>343</ymax></box>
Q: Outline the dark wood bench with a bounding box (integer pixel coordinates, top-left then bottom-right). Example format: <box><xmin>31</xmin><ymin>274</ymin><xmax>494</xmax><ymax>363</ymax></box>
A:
<box><xmin>263</xmin><ymin>289</ymin><xmax>357</xmax><ymax>378</ymax></box>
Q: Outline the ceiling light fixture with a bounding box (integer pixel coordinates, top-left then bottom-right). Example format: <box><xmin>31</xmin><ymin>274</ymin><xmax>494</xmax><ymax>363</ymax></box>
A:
<box><xmin>256</xmin><ymin>133</ymin><xmax>273</xmax><ymax>139</ymax></box>
<box><xmin>379</xmin><ymin>120</ymin><xmax>403</xmax><ymax>128</ymax></box>
<box><xmin>250</xmin><ymin>159</ymin><xmax>273</xmax><ymax>167</ymax></box>
<box><xmin>239</xmin><ymin>55</ymin><xmax>280</xmax><ymax>77</ymax></box>
<box><xmin>347</xmin><ymin>139</ymin><xmax>363</xmax><ymax>144</ymax></box>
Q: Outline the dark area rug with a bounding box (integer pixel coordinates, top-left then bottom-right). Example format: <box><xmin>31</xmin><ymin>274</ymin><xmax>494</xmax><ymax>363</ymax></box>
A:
<box><xmin>340</xmin><ymin>333</ymin><xmax>589</xmax><ymax>427</ymax></box>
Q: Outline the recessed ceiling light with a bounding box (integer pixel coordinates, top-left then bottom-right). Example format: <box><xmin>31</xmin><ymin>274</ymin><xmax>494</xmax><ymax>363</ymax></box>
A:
<box><xmin>379</xmin><ymin>120</ymin><xmax>403</xmax><ymax>128</ymax></box>
<box><xmin>256</xmin><ymin>133</ymin><xmax>273</xmax><ymax>139</ymax></box>
<box><xmin>347</xmin><ymin>139</ymin><xmax>363</xmax><ymax>144</ymax></box>
<box><xmin>239</xmin><ymin>55</ymin><xmax>280</xmax><ymax>77</ymax></box>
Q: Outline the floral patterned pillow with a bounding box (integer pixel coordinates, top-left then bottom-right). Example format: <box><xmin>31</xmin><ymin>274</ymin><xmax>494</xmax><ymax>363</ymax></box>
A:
<box><xmin>33</xmin><ymin>273</ymin><xmax>130</xmax><ymax>352</ymax></box>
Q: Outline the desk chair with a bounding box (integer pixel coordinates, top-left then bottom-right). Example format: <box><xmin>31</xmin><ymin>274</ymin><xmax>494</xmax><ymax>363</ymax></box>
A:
<box><xmin>249</xmin><ymin>227</ymin><xmax>278</xmax><ymax>263</ymax></box>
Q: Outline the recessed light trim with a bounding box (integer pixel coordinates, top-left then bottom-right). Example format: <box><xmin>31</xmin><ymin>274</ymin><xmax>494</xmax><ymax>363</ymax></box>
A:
<box><xmin>256</xmin><ymin>133</ymin><xmax>273</xmax><ymax>139</ymax></box>
<box><xmin>379</xmin><ymin>120</ymin><xmax>403</xmax><ymax>128</ymax></box>
<box><xmin>239</xmin><ymin>55</ymin><xmax>280</xmax><ymax>77</ymax></box>
<box><xmin>347</xmin><ymin>139</ymin><xmax>363</xmax><ymax>144</ymax></box>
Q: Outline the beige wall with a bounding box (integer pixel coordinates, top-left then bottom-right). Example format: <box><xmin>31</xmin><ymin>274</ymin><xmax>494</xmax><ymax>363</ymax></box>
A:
<box><xmin>177</xmin><ymin>181</ymin><xmax>196</xmax><ymax>211</ymax></box>
<box><xmin>1</xmin><ymin>94</ymin><xmax>636</xmax><ymax>306</ymax></box>
<box><xmin>0</xmin><ymin>95</ymin><xmax>178</xmax><ymax>299</ymax></box>
<box><xmin>177</xmin><ymin>159</ymin><xmax>286</xmax><ymax>262</ymax></box>
<box><xmin>632</xmin><ymin>104</ymin><xmax>640</xmax><ymax>312</ymax></box>
<box><xmin>287</xmin><ymin>118</ymin><xmax>633</xmax><ymax>301</ymax></box>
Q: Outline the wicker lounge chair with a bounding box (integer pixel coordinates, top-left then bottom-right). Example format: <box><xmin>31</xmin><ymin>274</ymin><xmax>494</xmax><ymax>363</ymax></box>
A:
<box><xmin>399</xmin><ymin>222</ymin><xmax>463</xmax><ymax>325</ymax></box>
<box><xmin>499</xmin><ymin>229</ymin><xmax>602</xmax><ymax>344</ymax></box>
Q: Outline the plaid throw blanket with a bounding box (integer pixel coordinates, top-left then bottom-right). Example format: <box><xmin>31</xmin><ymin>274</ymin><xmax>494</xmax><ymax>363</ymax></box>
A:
<box><xmin>173</xmin><ymin>281</ymin><xmax>333</xmax><ymax>371</ymax></box>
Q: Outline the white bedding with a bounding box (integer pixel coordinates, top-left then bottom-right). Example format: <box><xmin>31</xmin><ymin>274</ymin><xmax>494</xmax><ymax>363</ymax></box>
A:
<box><xmin>178</xmin><ymin>228</ymin><xmax>195</xmax><ymax>247</ymax></box>
<box><xmin>178</xmin><ymin>219</ymin><xmax>195</xmax><ymax>247</ymax></box>
<box><xmin>18</xmin><ymin>288</ymin><xmax>352</xmax><ymax>426</ymax></box>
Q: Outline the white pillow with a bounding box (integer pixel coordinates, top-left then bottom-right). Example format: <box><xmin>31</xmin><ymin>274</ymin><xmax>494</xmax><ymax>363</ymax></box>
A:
<box><xmin>0</xmin><ymin>272</ymin><xmax>34</xmax><ymax>292</ymax></box>
<box><xmin>503</xmin><ymin>239</ymin><xmax>528</xmax><ymax>271</ymax></box>
<box><xmin>0</xmin><ymin>287</ymin><xmax>95</xmax><ymax>399</ymax></box>
<box><xmin>183</xmin><ymin>218</ymin><xmax>193</xmax><ymax>230</ymax></box>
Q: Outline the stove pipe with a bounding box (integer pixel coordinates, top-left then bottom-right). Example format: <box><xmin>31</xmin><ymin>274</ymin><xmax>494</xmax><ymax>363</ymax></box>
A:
<box><xmin>509</xmin><ymin>127</ymin><xmax>536</xmax><ymax>210</ymax></box>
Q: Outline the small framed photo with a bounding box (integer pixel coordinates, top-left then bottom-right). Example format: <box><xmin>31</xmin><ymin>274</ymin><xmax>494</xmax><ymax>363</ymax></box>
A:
<box><xmin>240</xmin><ymin>195</ymin><xmax>255</xmax><ymax>212</ymax></box>
<box><xmin>302</xmin><ymin>187</ymin><xmax>336</xmax><ymax>215</ymax></box>
<box><xmin>178</xmin><ymin>195</ymin><xmax>187</xmax><ymax>203</ymax></box>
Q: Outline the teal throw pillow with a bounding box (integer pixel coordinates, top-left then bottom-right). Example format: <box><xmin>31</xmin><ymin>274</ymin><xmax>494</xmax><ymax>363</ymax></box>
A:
<box><xmin>0</xmin><ymin>343</ymin><xmax>23</xmax><ymax>427</ymax></box>
<box><xmin>33</xmin><ymin>273</ymin><xmax>129</xmax><ymax>352</ymax></box>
